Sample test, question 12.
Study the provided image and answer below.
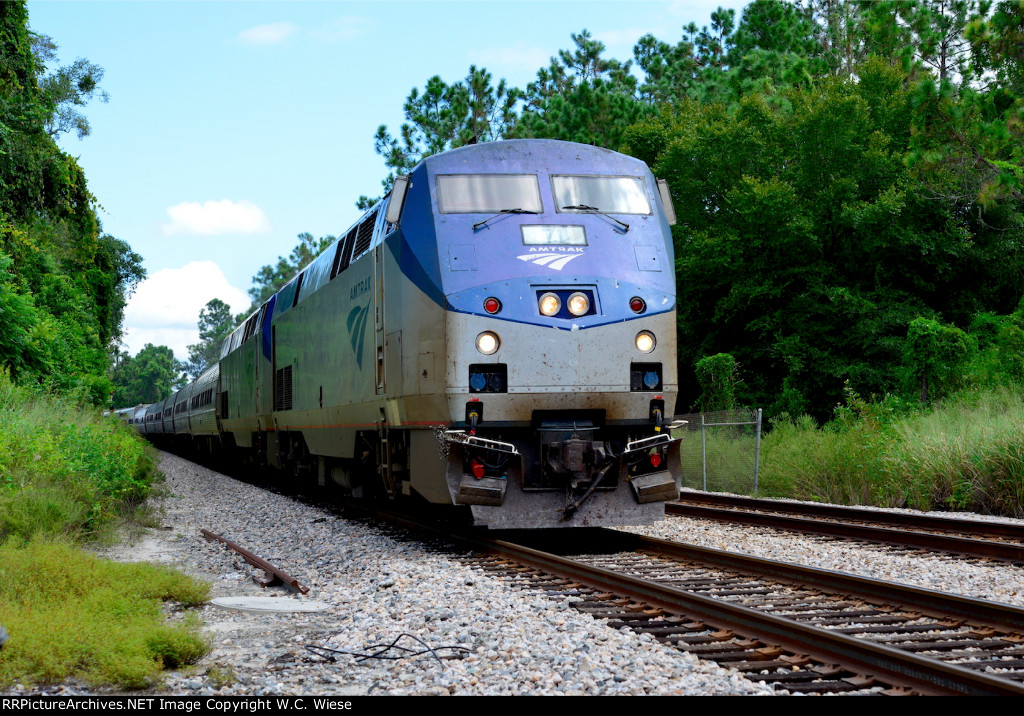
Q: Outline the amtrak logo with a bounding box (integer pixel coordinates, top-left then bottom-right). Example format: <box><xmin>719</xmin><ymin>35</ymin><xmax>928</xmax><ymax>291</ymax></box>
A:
<box><xmin>516</xmin><ymin>252</ymin><xmax>583</xmax><ymax>271</ymax></box>
<box><xmin>346</xmin><ymin>303</ymin><xmax>370</xmax><ymax>369</ymax></box>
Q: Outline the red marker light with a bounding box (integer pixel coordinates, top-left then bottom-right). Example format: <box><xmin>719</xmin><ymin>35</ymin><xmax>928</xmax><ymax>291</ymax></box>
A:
<box><xmin>484</xmin><ymin>298</ymin><xmax>501</xmax><ymax>314</ymax></box>
<box><xmin>650</xmin><ymin>453</ymin><xmax>663</xmax><ymax>469</ymax></box>
<box><xmin>630</xmin><ymin>297</ymin><xmax>646</xmax><ymax>313</ymax></box>
<box><xmin>471</xmin><ymin>461</ymin><xmax>486</xmax><ymax>479</ymax></box>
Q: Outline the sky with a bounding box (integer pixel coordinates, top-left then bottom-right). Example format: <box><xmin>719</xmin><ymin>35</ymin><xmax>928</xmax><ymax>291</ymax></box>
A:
<box><xmin>28</xmin><ymin>0</ymin><xmax>749</xmax><ymax>361</ymax></box>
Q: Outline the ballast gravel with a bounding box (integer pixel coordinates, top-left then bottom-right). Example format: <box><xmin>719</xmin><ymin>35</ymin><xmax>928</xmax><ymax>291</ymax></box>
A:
<box><xmin>622</xmin><ymin>490</ymin><xmax>1024</xmax><ymax>609</ymax></box>
<box><xmin>83</xmin><ymin>452</ymin><xmax>773</xmax><ymax>697</ymax></box>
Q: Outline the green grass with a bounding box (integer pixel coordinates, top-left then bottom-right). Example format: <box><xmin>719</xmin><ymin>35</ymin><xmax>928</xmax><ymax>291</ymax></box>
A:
<box><xmin>0</xmin><ymin>373</ymin><xmax>157</xmax><ymax>542</ymax></box>
<box><xmin>758</xmin><ymin>388</ymin><xmax>1024</xmax><ymax>516</ymax></box>
<box><xmin>0</xmin><ymin>373</ymin><xmax>211</xmax><ymax>689</ymax></box>
<box><xmin>0</xmin><ymin>539</ymin><xmax>210</xmax><ymax>690</ymax></box>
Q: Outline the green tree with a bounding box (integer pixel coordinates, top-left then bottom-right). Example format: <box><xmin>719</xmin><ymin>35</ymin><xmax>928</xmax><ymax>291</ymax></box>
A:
<box><xmin>186</xmin><ymin>298</ymin><xmax>234</xmax><ymax>379</ymax></box>
<box><xmin>0</xmin><ymin>2</ymin><xmax>142</xmax><ymax>403</ymax></box>
<box><xmin>725</xmin><ymin>0</ymin><xmax>824</xmax><ymax>93</ymax></box>
<box><xmin>904</xmin><ymin>317</ymin><xmax>978</xmax><ymax>402</ymax></box>
<box><xmin>31</xmin><ymin>33</ymin><xmax>109</xmax><ymax>140</ymax></box>
<box><xmin>365</xmin><ymin>66</ymin><xmax>520</xmax><ymax>207</ymax></box>
<box><xmin>695</xmin><ymin>353</ymin><xmax>740</xmax><ymax>412</ymax></box>
<box><xmin>624</xmin><ymin>58</ymin><xmax>1022</xmax><ymax>418</ymax></box>
<box><xmin>510</xmin><ymin>30</ymin><xmax>643</xmax><ymax>148</ymax></box>
<box><xmin>110</xmin><ymin>344</ymin><xmax>185</xmax><ymax>407</ymax></box>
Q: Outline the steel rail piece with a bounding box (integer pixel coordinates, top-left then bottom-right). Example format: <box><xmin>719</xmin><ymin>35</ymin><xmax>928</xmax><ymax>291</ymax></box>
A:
<box><xmin>666</xmin><ymin>501</ymin><xmax>1024</xmax><ymax>563</ymax></box>
<box><xmin>377</xmin><ymin>508</ymin><xmax>1024</xmax><ymax>695</ymax></box>
<box><xmin>200</xmin><ymin>528</ymin><xmax>310</xmax><ymax>595</ymax></box>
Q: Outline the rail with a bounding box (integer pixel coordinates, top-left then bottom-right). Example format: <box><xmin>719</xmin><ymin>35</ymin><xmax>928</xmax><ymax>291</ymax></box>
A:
<box><xmin>201</xmin><ymin>528</ymin><xmax>310</xmax><ymax>595</ymax></box>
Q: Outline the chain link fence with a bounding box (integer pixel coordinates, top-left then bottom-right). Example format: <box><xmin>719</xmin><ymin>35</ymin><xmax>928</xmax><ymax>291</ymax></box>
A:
<box><xmin>673</xmin><ymin>408</ymin><xmax>762</xmax><ymax>494</ymax></box>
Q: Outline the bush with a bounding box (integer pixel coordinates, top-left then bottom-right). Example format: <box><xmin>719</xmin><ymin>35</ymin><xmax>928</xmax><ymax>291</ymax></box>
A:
<box><xmin>0</xmin><ymin>371</ymin><xmax>156</xmax><ymax>542</ymax></box>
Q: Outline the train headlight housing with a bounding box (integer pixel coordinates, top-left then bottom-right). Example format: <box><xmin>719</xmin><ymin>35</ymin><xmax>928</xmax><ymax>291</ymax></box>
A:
<box><xmin>567</xmin><ymin>292</ymin><xmax>590</xmax><ymax>317</ymax></box>
<box><xmin>539</xmin><ymin>292</ymin><xmax>561</xmax><ymax>317</ymax></box>
<box><xmin>635</xmin><ymin>331</ymin><xmax>656</xmax><ymax>353</ymax></box>
<box><xmin>476</xmin><ymin>331</ymin><xmax>501</xmax><ymax>355</ymax></box>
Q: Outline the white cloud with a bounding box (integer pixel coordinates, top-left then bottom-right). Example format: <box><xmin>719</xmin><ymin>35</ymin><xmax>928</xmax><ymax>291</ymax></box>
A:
<box><xmin>237</xmin><ymin>22</ymin><xmax>298</xmax><ymax>45</ymax></box>
<box><xmin>468</xmin><ymin>44</ymin><xmax>552</xmax><ymax>72</ymax></box>
<box><xmin>123</xmin><ymin>261</ymin><xmax>251</xmax><ymax>360</ymax></box>
<box><xmin>307</xmin><ymin>16</ymin><xmax>376</xmax><ymax>43</ymax></box>
<box><xmin>162</xmin><ymin>199</ymin><xmax>271</xmax><ymax>236</ymax></box>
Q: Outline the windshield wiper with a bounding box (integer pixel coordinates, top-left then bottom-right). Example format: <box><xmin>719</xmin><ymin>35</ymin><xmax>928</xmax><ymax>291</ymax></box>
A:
<box><xmin>472</xmin><ymin>208</ymin><xmax>540</xmax><ymax>230</ymax></box>
<box><xmin>562</xmin><ymin>204</ymin><xmax>630</xmax><ymax>232</ymax></box>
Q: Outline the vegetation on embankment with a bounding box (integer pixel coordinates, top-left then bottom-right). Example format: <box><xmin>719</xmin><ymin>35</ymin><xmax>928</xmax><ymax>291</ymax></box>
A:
<box><xmin>0</xmin><ymin>374</ymin><xmax>210</xmax><ymax>689</ymax></box>
<box><xmin>759</xmin><ymin>388</ymin><xmax>1024</xmax><ymax>518</ymax></box>
<box><xmin>0</xmin><ymin>541</ymin><xmax>209</xmax><ymax>690</ymax></box>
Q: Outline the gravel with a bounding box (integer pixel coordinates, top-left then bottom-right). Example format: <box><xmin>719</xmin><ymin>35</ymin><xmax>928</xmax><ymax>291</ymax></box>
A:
<box><xmin>35</xmin><ymin>452</ymin><xmax>773</xmax><ymax>696</ymax></box>
<box><xmin>11</xmin><ymin>453</ymin><xmax>1024</xmax><ymax>696</ymax></box>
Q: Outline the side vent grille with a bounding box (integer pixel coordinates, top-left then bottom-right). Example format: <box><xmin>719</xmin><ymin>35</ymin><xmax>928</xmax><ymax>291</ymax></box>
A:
<box><xmin>353</xmin><ymin>210</ymin><xmax>377</xmax><ymax>258</ymax></box>
<box><xmin>274</xmin><ymin>365</ymin><xmax>293</xmax><ymax>411</ymax></box>
<box><xmin>333</xmin><ymin>227</ymin><xmax>356</xmax><ymax>278</ymax></box>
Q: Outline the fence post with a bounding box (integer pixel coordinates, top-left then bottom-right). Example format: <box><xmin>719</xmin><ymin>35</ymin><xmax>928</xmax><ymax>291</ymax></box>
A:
<box><xmin>753</xmin><ymin>408</ymin><xmax>762</xmax><ymax>493</ymax></box>
<box><xmin>701</xmin><ymin>413</ymin><xmax>707</xmax><ymax>491</ymax></box>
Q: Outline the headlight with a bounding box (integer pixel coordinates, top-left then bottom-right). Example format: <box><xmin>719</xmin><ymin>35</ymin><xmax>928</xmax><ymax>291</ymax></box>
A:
<box><xmin>476</xmin><ymin>331</ymin><xmax>500</xmax><ymax>355</ymax></box>
<box><xmin>567</xmin><ymin>292</ymin><xmax>589</xmax><ymax>316</ymax></box>
<box><xmin>635</xmin><ymin>331</ymin><xmax>656</xmax><ymax>353</ymax></box>
<box><xmin>538</xmin><ymin>292</ymin><xmax>561</xmax><ymax>316</ymax></box>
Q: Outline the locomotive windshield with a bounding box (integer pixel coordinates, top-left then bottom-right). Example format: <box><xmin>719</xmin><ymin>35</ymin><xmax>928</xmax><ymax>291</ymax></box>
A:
<box><xmin>552</xmin><ymin>176</ymin><xmax>651</xmax><ymax>215</ymax></box>
<box><xmin>437</xmin><ymin>174</ymin><xmax>542</xmax><ymax>214</ymax></box>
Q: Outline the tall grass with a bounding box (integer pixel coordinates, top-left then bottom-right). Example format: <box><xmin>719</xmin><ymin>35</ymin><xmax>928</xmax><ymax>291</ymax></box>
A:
<box><xmin>0</xmin><ymin>373</ymin><xmax>211</xmax><ymax>689</ymax></box>
<box><xmin>759</xmin><ymin>388</ymin><xmax>1024</xmax><ymax>516</ymax></box>
<box><xmin>0</xmin><ymin>373</ymin><xmax>156</xmax><ymax>542</ymax></box>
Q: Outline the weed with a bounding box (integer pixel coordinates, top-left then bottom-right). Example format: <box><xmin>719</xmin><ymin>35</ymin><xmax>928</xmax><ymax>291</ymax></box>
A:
<box><xmin>206</xmin><ymin>664</ymin><xmax>237</xmax><ymax>690</ymax></box>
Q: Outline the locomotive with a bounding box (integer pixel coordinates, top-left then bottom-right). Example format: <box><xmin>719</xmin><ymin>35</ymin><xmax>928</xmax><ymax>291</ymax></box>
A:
<box><xmin>126</xmin><ymin>139</ymin><xmax>684</xmax><ymax>529</ymax></box>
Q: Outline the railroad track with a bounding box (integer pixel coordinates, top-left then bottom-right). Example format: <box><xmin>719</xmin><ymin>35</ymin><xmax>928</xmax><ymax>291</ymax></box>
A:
<box><xmin>374</xmin><ymin>508</ymin><xmax>1024</xmax><ymax>695</ymax></box>
<box><xmin>668</xmin><ymin>493</ymin><xmax>1024</xmax><ymax>564</ymax></box>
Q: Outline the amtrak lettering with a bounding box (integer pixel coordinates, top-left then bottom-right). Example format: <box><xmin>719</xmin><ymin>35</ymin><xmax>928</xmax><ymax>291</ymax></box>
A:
<box><xmin>349</xmin><ymin>276</ymin><xmax>371</xmax><ymax>300</ymax></box>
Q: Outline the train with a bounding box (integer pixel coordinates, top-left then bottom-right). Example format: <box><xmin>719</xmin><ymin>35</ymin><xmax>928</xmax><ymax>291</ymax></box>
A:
<box><xmin>120</xmin><ymin>139</ymin><xmax>685</xmax><ymax>529</ymax></box>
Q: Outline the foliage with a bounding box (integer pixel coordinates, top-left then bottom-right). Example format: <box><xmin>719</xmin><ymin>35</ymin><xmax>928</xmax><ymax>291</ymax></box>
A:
<box><xmin>624</xmin><ymin>58</ymin><xmax>1022</xmax><ymax>419</ymax></box>
<box><xmin>0</xmin><ymin>539</ymin><xmax>208</xmax><ymax>689</ymax></box>
<box><xmin>185</xmin><ymin>298</ymin><xmax>234</xmax><ymax>379</ymax></box>
<box><xmin>365</xmin><ymin>66</ymin><xmax>520</xmax><ymax>206</ymax></box>
<box><xmin>510</xmin><ymin>30</ymin><xmax>644</xmax><ymax>148</ymax></box>
<box><xmin>694</xmin><ymin>353</ymin><xmax>740</xmax><ymax>412</ymax></box>
<box><xmin>904</xmin><ymin>316</ymin><xmax>978</xmax><ymax>402</ymax></box>
<box><xmin>33</xmin><ymin>37</ymin><xmax>110</xmax><ymax>140</ymax></box>
<box><xmin>0</xmin><ymin>3</ymin><xmax>143</xmax><ymax>403</ymax></box>
<box><xmin>109</xmin><ymin>344</ymin><xmax>186</xmax><ymax>408</ymax></box>
<box><xmin>903</xmin><ymin>0</ymin><xmax>1024</xmax><ymax>206</ymax></box>
<box><xmin>0</xmin><ymin>371</ymin><xmax>157</xmax><ymax>542</ymax></box>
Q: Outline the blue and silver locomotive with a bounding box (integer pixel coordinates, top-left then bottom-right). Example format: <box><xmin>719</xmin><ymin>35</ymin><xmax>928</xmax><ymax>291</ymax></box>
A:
<box><xmin>133</xmin><ymin>139</ymin><xmax>684</xmax><ymax>529</ymax></box>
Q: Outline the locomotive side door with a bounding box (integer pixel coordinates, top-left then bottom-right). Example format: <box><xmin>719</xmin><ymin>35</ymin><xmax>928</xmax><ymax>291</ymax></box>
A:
<box><xmin>373</xmin><ymin>243</ymin><xmax>385</xmax><ymax>395</ymax></box>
